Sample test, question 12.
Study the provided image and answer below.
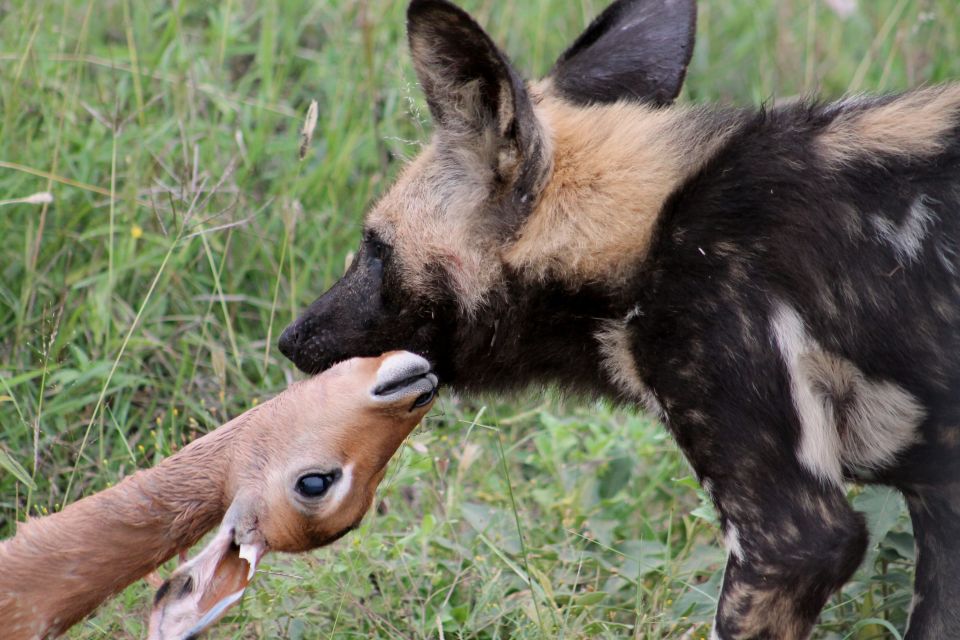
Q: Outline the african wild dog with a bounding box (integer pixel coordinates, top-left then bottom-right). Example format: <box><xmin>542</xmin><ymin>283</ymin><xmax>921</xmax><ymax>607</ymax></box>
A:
<box><xmin>278</xmin><ymin>0</ymin><xmax>960</xmax><ymax>637</ymax></box>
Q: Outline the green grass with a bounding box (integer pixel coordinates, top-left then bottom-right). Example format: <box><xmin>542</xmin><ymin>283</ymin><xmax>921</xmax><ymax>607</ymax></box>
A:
<box><xmin>1</xmin><ymin>1</ymin><xmax>958</xmax><ymax>638</ymax></box>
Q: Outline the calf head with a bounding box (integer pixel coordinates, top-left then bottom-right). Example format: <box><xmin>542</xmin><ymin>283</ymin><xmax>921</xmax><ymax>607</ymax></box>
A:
<box><xmin>278</xmin><ymin>0</ymin><xmax>696</xmax><ymax>386</ymax></box>
<box><xmin>149</xmin><ymin>352</ymin><xmax>436</xmax><ymax>640</ymax></box>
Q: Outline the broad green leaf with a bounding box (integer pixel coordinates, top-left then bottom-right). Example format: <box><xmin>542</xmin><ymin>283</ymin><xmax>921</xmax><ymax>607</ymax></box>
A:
<box><xmin>853</xmin><ymin>486</ymin><xmax>905</xmax><ymax>548</ymax></box>
<box><xmin>0</xmin><ymin>448</ymin><xmax>35</xmax><ymax>490</ymax></box>
<box><xmin>598</xmin><ymin>455</ymin><xmax>632</xmax><ymax>499</ymax></box>
<box><xmin>883</xmin><ymin>530</ymin><xmax>916</xmax><ymax>560</ymax></box>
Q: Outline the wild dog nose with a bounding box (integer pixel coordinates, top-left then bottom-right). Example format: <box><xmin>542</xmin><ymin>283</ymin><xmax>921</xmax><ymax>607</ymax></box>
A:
<box><xmin>278</xmin><ymin>322</ymin><xmax>300</xmax><ymax>359</ymax></box>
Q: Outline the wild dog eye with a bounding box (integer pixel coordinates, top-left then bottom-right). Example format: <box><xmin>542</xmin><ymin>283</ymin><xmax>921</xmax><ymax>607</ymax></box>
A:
<box><xmin>364</xmin><ymin>232</ymin><xmax>390</xmax><ymax>261</ymax></box>
<box><xmin>295</xmin><ymin>470</ymin><xmax>342</xmax><ymax>498</ymax></box>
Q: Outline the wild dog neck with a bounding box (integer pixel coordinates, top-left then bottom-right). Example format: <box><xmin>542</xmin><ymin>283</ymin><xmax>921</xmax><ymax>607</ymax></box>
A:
<box><xmin>430</xmin><ymin>96</ymin><xmax>742</xmax><ymax>393</ymax></box>
<box><xmin>366</xmin><ymin>96</ymin><xmax>737</xmax><ymax>313</ymax></box>
<box><xmin>504</xmin><ymin>93</ymin><xmax>738</xmax><ymax>290</ymax></box>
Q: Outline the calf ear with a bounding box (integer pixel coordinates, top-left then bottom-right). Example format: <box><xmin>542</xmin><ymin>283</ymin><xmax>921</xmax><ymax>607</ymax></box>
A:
<box><xmin>549</xmin><ymin>0</ymin><xmax>697</xmax><ymax>106</ymax></box>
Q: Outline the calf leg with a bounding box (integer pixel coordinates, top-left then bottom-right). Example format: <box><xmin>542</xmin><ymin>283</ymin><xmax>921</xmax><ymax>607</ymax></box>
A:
<box><xmin>709</xmin><ymin>476</ymin><xmax>868</xmax><ymax>640</ymax></box>
<box><xmin>903</xmin><ymin>485</ymin><xmax>960</xmax><ymax>640</ymax></box>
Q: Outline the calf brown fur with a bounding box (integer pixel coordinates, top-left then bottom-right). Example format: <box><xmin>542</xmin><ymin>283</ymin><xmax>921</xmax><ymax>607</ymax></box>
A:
<box><xmin>0</xmin><ymin>352</ymin><xmax>437</xmax><ymax>639</ymax></box>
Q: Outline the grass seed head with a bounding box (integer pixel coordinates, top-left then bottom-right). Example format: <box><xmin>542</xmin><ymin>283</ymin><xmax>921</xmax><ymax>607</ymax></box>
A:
<box><xmin>0</xmin><ymin>191</ymin><xmax>54</xmax><ymax>206</ymax></box>
<box><xmin>299</xmin><ymin>99</ymin><xmax>319</xmax><ymax>161</ymax></box>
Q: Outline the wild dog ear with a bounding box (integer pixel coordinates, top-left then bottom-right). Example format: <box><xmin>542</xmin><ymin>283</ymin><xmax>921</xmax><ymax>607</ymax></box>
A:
<box><xmin>407</xmin><ymin>0</ymin><xmax>527</xmax><ymax>137</ymax></box>
<box><xmin>407</xmin><ymin>0</ymin><xmax>549</xmax><ymax>222</ymax></box>
<box><xmin>549</xmin><ymin>0</ymin><xmax>697</xmax><ymax>106</ymax></box>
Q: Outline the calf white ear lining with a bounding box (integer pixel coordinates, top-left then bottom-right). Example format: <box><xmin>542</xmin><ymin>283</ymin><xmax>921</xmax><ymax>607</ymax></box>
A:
<box><xmin>148</xmin><ymin>508</ymin><xmax>266</xmax><ymax>640</ymax></box>
<box><xmin>375</xmin><ymin>352</ymin><xmax>431</xmax><ymax>390</ymax></box>
<box><xmin>183</xmin><ymin>589</ymin><xmax>247</xmax><ymax>639</ymax></box>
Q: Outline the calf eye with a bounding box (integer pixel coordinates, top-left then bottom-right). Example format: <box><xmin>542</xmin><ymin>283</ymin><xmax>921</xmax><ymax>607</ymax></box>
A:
<box><xmin>295</xmin><ymin>470</ymin><xmax>342</xmax><ymax>498</ymax></box>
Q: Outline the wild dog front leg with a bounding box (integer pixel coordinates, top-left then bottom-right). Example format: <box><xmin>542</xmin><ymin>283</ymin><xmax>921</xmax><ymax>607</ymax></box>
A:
<box><xmin>619</xmin><ymin>302</ymin><xmax>870</xmax><ymax>637</ymax></box>
<box><xmin>655</xmin><ymin>393</ymin><xmax>867</xmax><ymax>638</ymax></box>
<box><xmin>713</xmin><ymin>488</ymin><xmax>867</xmax><ymax>638</ymax></box>
<box><xmin>697</xmin><ymin>451</ymin><xmax>868</xmax><ymax>640</ymax></box>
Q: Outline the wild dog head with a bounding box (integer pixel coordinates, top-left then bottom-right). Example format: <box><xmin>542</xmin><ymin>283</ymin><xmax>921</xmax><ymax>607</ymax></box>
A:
<box><xmin>279</xmin><ymin>0</ymin><xmax>697</xmax><ymax>389</ymax></box>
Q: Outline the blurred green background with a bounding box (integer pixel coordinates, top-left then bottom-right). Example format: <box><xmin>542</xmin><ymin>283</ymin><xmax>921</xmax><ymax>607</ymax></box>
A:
<box><xmin>1</xmin><ymin>1</ymin><xmax>958</xmax><ymax>637</ymax></box>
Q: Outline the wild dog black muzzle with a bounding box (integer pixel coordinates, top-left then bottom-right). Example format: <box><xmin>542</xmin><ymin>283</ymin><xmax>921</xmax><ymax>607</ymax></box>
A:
<box><xmin>278</xmin><ymin>242</ymin><xmax>442</xmax><ymax>375</ymax></box>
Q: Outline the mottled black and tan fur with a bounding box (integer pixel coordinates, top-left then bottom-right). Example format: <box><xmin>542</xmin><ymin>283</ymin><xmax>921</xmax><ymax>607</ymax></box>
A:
<box><xmin>278</xmin><ymin>1</ymin><xmax>960</xmax><ymax>637</ymax></box>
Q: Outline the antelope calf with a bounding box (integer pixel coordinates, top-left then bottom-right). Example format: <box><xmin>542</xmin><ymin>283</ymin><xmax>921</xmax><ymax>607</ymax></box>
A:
<box><xmin>0</xmin><ymin>352</ymin><xmax>437</xmax><ymax>640</ymax></box>
<box><xmin>277</xmin><ymin>0</ymin><xmax>960</xmax><ymax>637</ymax></box>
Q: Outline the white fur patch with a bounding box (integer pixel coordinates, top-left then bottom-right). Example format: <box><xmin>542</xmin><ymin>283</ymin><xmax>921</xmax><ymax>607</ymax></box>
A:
<box><xmin>327</xmin><ymin>463</ymin><xmax>354</xmax><ymax>512</ymax></box>
<box><xmin>936</xmin><ymin>237</ymin><xmax>958</xmax><ymax>276</ymax></box>
<box><xmin>595</xmin><ymin>320</ymin><xmax>664</xmax><ymax>420</ymax></box>
<box><xmin>771</xmin><ymin>303</ymin><xmax>924</xmax><ymax>485</ymax></box>
<box><xmin>724</xmin><ymin>524</ymin><xmax>744</xmax><ymax>563</ymax></box>
<box><xmin>802</xmin><ymin>352</ymin><xmax>924</xmax><ymax>473</ymax></box>
<box><xmin>771</xmin><ymin>304</ymin><xmax>843</xmax><ymax>484</ymax></box>
<box><xmin>872</xmin><ymin>195</ymin><xmax>937</xmax><ymax>265</ymax></box>
<box><xmin>701</xmin><ymin>478</ymin><xmax>716</xmax><ymax>500</ymax></box>
<box><xmin>907</xmin><ymin>591</ymin><xmax>924</xmax><ymax>632</ymax></box>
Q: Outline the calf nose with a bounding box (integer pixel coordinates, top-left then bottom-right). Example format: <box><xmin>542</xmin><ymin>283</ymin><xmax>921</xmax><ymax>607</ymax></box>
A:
<box><xmin>278</xmin><ymin>323</ymin><xmax>299</xmax><ymax>359</ymax></box>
